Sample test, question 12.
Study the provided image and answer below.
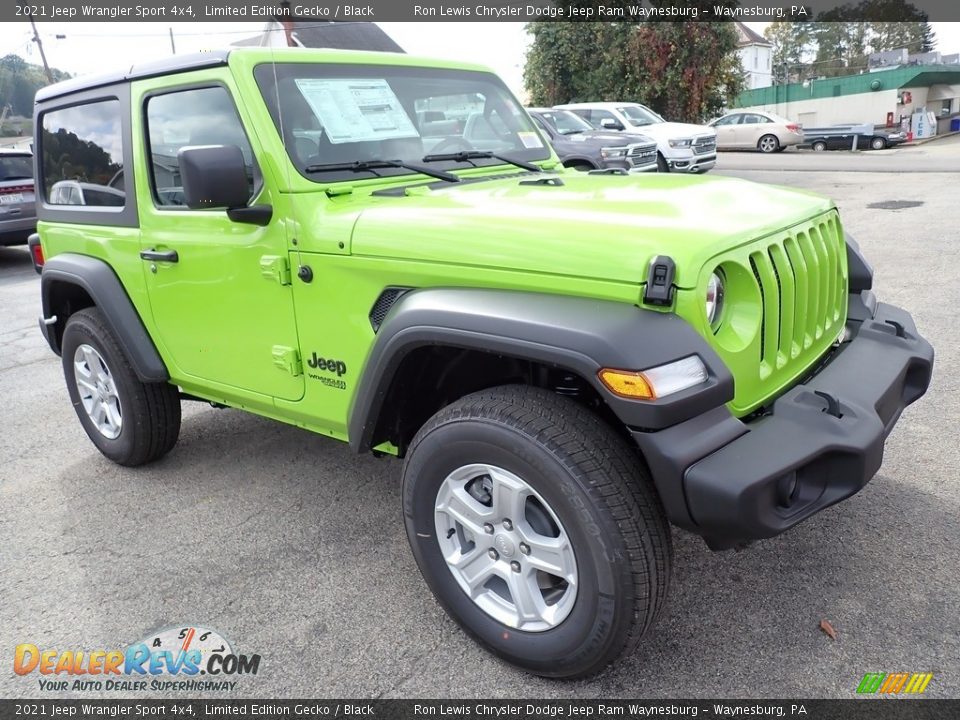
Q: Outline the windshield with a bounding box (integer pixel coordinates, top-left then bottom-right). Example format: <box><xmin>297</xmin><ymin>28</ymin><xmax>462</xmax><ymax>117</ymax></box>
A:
<box><xmin>617</xmin><ymin>105</ymin><xmax>664</xmax><ymax>127</ymax></box>
<box><xmin>536</xmin><ymin>110</ymin><xmax>595</xmax><ymax>135</ymax></box>
<box><xmin>0</xmin><ymin>154</ymin><xmax>33</xmax><ymax>181</ymax></box>
<box><xmin>255</xmin><ymin>63</ymin><xmax>549</xmax><ymax>182</ymax></box>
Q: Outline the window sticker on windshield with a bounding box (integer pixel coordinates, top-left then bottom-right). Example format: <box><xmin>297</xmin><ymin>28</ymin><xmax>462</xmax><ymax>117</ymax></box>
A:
<box><xmin>517</xmin><ymin>131</ymin><xmax>544</xmax><ymax>149</ymax></box>
<box><xmin>294</xmin><ymin>78</ymin><xmax>419</xmax><ymax>145</ymax></box>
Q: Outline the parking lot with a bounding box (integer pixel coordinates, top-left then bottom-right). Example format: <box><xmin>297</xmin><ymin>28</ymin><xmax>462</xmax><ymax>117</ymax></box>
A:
<box><xmin>2</xmin><ymin>136</ymin><xmax>958</xmax><ymax>699</ymax></box>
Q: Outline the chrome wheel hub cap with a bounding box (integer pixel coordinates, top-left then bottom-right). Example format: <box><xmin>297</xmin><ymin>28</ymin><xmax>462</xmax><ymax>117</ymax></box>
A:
<box><xmin>434</xmin><ymin>463</ymin><xmax>578</xmax><ymax>632</ymax></box>
<box><xmin>73</xmin><ymin>344</ymin><xmax>122</xmax><ymax>439</ymax></box>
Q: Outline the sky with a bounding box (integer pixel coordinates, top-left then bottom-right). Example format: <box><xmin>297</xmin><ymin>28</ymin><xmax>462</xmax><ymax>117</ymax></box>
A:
<box><xmin>3</xmin><ymin>21</ymin><xmax>959</xmax><ymax>98</ymax></box>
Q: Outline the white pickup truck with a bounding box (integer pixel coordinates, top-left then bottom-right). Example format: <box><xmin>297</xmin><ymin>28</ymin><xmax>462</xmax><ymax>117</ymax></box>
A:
<box><xmin>555</xmin><ymin>102</ymin><xmax>717</xmax><ymax>173</ymax></box>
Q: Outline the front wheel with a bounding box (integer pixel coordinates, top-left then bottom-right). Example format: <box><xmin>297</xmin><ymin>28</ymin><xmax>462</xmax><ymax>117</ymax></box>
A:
<box><xmin>656</xmin><ymin>152</ymin><xmax>670</xmax><ymax>172</ymax></box>
<box><xmin>812</xmin><ymin>141</ymin><xmax>828</xmax><ymax>152</ymax></box>
<box><xmin>402</xmin><ymin>386</ymin><xmax>672</xmax><ymax>678</ymax></box>
<box><xmin>870</xmin><ymin>137</ymin><xmax>886</xmax><ymax>150</ymax></box>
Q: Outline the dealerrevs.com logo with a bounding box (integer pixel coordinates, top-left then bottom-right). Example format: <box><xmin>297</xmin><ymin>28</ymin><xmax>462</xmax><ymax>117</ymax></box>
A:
<box><xmin>14</xmin><ymin>625</ymin><xmax>261</xmax><ymax>692</ymax></box>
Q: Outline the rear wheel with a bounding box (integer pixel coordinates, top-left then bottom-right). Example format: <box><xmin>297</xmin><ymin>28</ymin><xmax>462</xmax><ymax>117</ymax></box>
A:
<box><xmin>812</xmin><ymin>141</ymin><xmax>828</xmax><ymax>152</ymax></box>
<box><xmin>758</xmin><ymin>134</ymin><xmax>780</xmax><ymax>153</ymax></box>
<box><xmin>61</xmin><ymin>307</ymin><xmax>181</xmax><ymax>466</ymax></box>
<box><xmin>402</xmin><ymin>385</ymin><xmax>672</xmax><ymax>678</ymax></box>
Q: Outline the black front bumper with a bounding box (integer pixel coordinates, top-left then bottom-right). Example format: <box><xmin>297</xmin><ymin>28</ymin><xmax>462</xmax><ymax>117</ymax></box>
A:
<box><xmin>633</xmin><ymin>298</ymin><xmax>934</xmax><ymax>550</ymax></box>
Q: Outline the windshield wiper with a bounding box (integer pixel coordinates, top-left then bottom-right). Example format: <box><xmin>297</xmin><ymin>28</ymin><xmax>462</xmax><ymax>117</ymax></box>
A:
<box><xmin>422</xmin><ymin>151</ymin><xmax>541</xmax><ymax>173</ymax></box>
<box><xmin>303</xmin><ymin>159</ymin><xmax>459</xmax><ymax>183</ymax></box>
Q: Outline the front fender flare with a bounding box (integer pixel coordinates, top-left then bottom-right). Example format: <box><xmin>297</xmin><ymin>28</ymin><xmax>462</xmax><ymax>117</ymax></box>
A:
<box><xmin>347</xmin><ymin>288</ymin><xmax>733</xmax><ymax>451</ymax></box>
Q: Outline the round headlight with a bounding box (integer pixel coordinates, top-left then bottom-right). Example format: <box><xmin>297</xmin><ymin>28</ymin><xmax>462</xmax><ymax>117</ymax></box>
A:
<box><xmin>706</xmin><ymin>271</ymin><xmax>725</xmax><ymax>329</ymax></box>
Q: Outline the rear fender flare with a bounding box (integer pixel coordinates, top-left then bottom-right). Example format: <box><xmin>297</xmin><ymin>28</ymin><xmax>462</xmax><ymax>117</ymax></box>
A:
<box><xmin>40</xmin><ymin>253</ymin><xmax>168</xmax><ymax>382</ymax></box>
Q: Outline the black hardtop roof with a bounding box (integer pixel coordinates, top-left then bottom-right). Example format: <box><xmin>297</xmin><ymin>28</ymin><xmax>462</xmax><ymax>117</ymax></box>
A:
<box><xmin>35</xmin><ymin>50</ymin><xmax>231</xmax><ymax>104</ymax></box>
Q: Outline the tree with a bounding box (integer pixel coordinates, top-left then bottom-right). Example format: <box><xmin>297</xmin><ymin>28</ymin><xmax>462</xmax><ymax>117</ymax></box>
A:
<box><xmin>0</xmin><ymin>54</ymin><xmax>70</xmax><ymax>119</ymax></box>
<box><xmin>871</xmin><ymin>22</ymin><xmax>931</xmax><ymax>54</ymax></box>
<box><xmin>920</xmin><ymin>22</ymin><xmax>937</xmax><ymax>52</ymax></box>
<box><xmin>762</xmin><ymin>6</ymin><xmax>937</xmax><ymax>83</ymax></box>
<box><xmin>524</xmin><ymin>21</ymin><xmax>744</xmax><ymax>122</ymax></box>
<box><xmin>765</xmin><ymin>21</ymin><xmax>812</xmax><ymax>69</ymax></box>
<box><xmin>524</xmin><ymin>23</ymin><xmax>623</xmax><ymax>107</ymax></box>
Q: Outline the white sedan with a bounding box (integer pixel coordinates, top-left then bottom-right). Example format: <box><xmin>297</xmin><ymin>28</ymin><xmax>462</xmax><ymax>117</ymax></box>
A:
<box><xmin>709</xmin><ymin>111</ymin><xmax>804</xmax><ymax>153</ymax></box>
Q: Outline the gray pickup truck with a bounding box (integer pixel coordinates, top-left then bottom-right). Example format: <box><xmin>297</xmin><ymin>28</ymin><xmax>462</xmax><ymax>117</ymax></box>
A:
<box><xmin>527</xmin><ymin>108</ymin><xmax>658</xmax><ymax>173</ymax></box>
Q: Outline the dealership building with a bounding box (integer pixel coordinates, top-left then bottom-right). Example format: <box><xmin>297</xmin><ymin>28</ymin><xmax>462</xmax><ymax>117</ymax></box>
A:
<box><xmin>732</xmin><ymin>64</ymin><xmax>960</xmax><ymax>134</ymax></box>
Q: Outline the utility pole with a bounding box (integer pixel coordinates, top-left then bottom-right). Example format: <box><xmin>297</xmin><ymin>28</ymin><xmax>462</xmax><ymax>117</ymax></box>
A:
<box><xmin>169</xmin><ymin>27</ymin><xmax>176</xmax><ymax>55</ymax></box>
<box><xmin>29</xmin><ymin>16</ymin><xmax>53</xmax><ymax>83</ymax></box>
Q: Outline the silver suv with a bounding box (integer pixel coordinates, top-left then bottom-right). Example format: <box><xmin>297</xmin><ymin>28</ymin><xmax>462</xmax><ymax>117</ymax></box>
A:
<box><xmin>0</xmin><ymin>149</ymin><xmax>36</xmax><ymax>246</ymax></box>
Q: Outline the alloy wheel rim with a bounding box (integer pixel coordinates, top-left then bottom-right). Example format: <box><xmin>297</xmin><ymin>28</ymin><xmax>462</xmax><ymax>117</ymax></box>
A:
<box><xmin>761</xmin><ymin>137</ymin><xmax>776</xmax><ymax>152</ymax></box>
<box><xmin>73</xmin><ymin>344</ymin><xmax>122</xmax><ymax>439</ymax></box>
<box><xmin>434</xmin><ymin>463</ymin><xmax>578</xmax><ymax>632</ymax></box>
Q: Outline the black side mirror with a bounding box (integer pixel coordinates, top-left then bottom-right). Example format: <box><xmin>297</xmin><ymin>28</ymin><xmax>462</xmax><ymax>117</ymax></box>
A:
<box><xmin>179</xmin><ymin>145</ymin><xmax>250</xmax><ymax>210</ymax></box>
<box><xmin>178</xmin><ymin>145</ymin><xmax>272</xmax><ymax>225</ymax></box>
<box><xmin>600</xmin><ymin>118</ymin><xmax>624</xmax><ymax>131</ymax></box>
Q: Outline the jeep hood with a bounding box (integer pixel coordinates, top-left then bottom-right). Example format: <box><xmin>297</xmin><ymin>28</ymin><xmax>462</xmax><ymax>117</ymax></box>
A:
<box><xmin>346</xmin><ymin>172</ymin><xmax>835</xmax><ymax>288</ymax></box>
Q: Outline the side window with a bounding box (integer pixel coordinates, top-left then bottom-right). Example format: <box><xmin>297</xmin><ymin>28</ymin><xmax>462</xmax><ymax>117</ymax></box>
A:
<box><xmin>146</xmin><ymin>86</ymin><xmax>258</xmax><ymax>208</ymax></box>
<box><xmin>42</xmin><ymin>99</ymin><xmax>125</xmax><ymax>207</ymax></box>
<box><xmin>590</xmin><ymin>109</ymin><xmax>617</xmax><ymax>125</ymax></box>
<box><xmin>714</xmin><ymin>115</ymin><xmax>741</xmax><ymax>126</ymax></box>
<box><xmin>569</xmin><ymin>109</ymin><xmax>591</xmax><ymax>124</ymax></box>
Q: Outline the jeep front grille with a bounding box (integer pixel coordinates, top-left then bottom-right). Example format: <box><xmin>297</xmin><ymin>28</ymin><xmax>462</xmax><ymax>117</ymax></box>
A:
<box><xmin>748</xmin><ymin>214</ymin><xmax>846</xmax><ymax>376</ymax></box>
<box><xmin>705</xmin><ymin>211</ymin><xmax>848</xmax><ymax>415</ymax></box>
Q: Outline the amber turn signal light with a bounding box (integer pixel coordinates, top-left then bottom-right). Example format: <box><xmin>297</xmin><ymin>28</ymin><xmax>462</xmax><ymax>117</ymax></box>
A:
<box><xmin>597</xmin><ymin>369</ymin><xmax>656</xmax><ymax>400</ymax></box>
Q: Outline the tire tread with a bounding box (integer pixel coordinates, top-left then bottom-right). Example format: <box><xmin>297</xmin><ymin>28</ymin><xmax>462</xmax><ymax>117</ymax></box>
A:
<box><xmin>63</xmin><ymin>307</ymin><xmax>180</xmax><ymax>466</ymax></box>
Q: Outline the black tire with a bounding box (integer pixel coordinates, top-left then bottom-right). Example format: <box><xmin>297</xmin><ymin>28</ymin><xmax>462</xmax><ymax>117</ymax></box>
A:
<box><xmin>61</xmin><ymin>307</ymin><xmax>181</xmax><ymax>467</ymax></box>
<box><xmin>812</xmin><ymin>141</ymin><xmax>827</xmax><ymax>152</ymax></box>
<box><xmin>564</xmin><ymin>161</ymin><xmax>595</xmax><ymax>172</ymax></box>
<box><xmin>402</xmin><ymin>385</ymin><xmax>672</xmax><ymax>678</ymax></box>
<box><xmin>758</xmin><ymin>134</ymin><xmax>780</xmax><ymax>153</ymax></box>
<box><xmin>870</xmin><ymin>137</ymin><xmax>886</xmax><ymax>150</ymax></box>
<box><xmin>656</xmin><ymin>152</ymin><xmax>670</xmax><ymax>172</ymax></box>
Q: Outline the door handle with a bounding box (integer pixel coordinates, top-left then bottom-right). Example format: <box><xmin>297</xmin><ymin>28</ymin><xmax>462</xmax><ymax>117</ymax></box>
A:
<box><xmin>140</xmin><ymin>249</ymin><xmax>179</xmax><ymax>263</ymax></box>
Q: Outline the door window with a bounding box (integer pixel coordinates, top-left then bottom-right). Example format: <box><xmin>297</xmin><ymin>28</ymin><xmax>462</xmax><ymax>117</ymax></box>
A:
<box><xmin>587</xmin><ymin>109</ymin><xmax>620</xmax><ymax>128</ymax></box>
<box><xmin>145</xmin><ymin>86</ymin><xmax>258</xmax><ymax>207</ymax></box>
<box><xmin>714</xmin><ymin>115</ymin><xmax>743</xmax><ymax>126</ymax></box>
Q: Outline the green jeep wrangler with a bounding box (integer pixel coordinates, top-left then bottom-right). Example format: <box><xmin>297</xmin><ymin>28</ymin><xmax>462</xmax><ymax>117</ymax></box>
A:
<box><xmin>31</xmin><ymin>48</ymin><xmax>933</xmax><ymax>678</ymax></box>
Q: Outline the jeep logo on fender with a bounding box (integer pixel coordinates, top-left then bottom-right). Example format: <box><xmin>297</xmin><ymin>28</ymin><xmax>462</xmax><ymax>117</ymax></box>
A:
<box><xmin>306</xmin><ymin>352</ymin><xmax>347</xmax><ymax>377</ymax></box>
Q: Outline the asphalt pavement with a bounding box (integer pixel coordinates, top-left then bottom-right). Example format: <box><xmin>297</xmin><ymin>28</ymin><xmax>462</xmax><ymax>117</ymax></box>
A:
<box><xmin>1</xmin><ymin>142</ymin><xmax>958</xmax><ymax>700</ymax></box>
